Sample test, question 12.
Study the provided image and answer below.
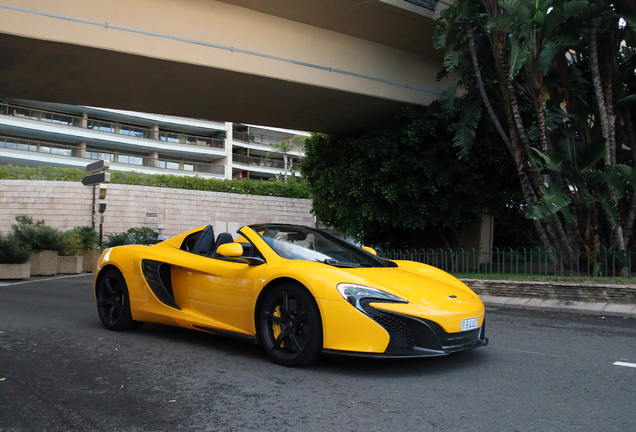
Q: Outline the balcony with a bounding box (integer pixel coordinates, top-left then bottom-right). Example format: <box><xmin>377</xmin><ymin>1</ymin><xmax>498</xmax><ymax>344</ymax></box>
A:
<box><xmin>0</xmin><ymin>135</ymin><xmax>224</xmax><ymax>176</ymax></box>
<box><xmin>0</xmin><ymin>103</ymin><xmax>225</xmax><ymax>150</ymax></box>
<box><xmin>232</xmin><ymin>154</ymin><xmax>286</xmax><ymax>170</ymax></box>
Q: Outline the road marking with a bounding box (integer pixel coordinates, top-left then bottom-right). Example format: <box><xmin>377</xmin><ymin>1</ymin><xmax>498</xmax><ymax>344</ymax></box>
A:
<box><xmin>613</xmin><ymin>362</ymin><xmax>636</xmax><ymax>368</ymax></box>
<box><xmin>493</xmin><ymin>347</ymin><xmax>568</xmax><ymax>358</ymax></box>
<box><xmin>0</xmin><ymin>273</ymin><xmax>93</xmax><ymax>287</ymax></box>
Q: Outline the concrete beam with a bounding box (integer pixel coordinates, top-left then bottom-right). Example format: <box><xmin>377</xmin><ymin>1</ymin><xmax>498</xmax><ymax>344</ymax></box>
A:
<box><xmin>0</xmin><ymin>0</ymin><xmax>451</xmax><ymax>134</ymax></box>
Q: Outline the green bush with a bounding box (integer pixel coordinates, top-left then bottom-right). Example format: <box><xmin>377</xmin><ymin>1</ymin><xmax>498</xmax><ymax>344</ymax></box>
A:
<box><xmin>126</xmin><ymin>227</ymin><xmax>162</xmax><ymax>245</ymax></box>
<box><xmin>66</xmin><ymin>226</ymin><xmax>99</xmax><ymax>251</ymax></box>
<box><xmin>0</xmin><ymin>233</ymin><xmax>31</xmax><ymax>264</ymax></box>
<box><xmin>60</xmin><ymin>230</ymin><xmax>83</xmax><ymax>256</ymax></box>
<box><xmin>11</xmin><ymin>216</ymin><xmax>66</xmax><ymax>252</ymax></box>
<box><xmin>103</xmin><ymin>232</ymin><xmax>132</xmax><ymax>248</ymax></box>
<box><xmin>103</xmin><ymin>227</ymin><xmax>162</xmax><ymax>247</ymax></box>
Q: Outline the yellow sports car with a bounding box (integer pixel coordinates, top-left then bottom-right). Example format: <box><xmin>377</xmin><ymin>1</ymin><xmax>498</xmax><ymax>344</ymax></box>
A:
<box><xmin>95</xmin><ymin>224</ymin><xmax>488</xmax><ymax>366</ymax></box>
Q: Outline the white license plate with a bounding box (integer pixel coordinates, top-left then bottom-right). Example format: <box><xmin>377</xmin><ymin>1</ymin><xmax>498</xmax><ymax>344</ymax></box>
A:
<box><xmin>461</xmin><ymin>317</ymin><xmax>478</xmax><ymax>332</ymax></box>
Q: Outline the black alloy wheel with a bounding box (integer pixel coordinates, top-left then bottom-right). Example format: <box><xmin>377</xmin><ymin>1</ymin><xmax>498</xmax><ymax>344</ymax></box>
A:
<box><xmin>258</xmin><ymin>283</ymin><xmax>323</xmax><ymax>366</ymax></box>
<box><xmin>96</xmin><ymin>268</ymin><xmax>141</xmax><ymax>331</ymax></box>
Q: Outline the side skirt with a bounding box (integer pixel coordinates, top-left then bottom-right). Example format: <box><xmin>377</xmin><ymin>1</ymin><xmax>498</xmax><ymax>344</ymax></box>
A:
<box><xmin>193</xmin><ymin>325</ymin><xmax>257</xmax><ymax>344</ymax></box>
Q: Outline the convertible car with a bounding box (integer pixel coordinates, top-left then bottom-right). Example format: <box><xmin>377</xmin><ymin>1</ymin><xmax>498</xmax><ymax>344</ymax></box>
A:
<box><xmin>95</xmin><ymin>224</ymin><xmax>488</xmax><ymax>366</ymax></box>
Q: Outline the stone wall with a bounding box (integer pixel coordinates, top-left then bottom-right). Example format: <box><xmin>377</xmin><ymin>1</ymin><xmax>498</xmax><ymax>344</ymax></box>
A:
<box><xmin>463</xmin><ymin>279</ymin><xmax>636</xmax><ymax>305</ymax></box>
<box><xmin>0</xmin><ymin>180</ymin><xmax>314</xmax><ymax>237</ymax></box>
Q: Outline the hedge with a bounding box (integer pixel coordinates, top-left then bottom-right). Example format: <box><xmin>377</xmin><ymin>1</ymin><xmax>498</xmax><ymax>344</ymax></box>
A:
<box><xmin>0</xmin><ymin>165</ymin><xmax>311</xmax><ymax>199</ymax></box>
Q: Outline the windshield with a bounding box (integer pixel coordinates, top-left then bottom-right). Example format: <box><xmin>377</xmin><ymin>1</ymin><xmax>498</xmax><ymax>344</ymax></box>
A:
<box><xmin>249</xmin><ymin>224</ymin><xmax>395</xmax><ymax>268</ymax></box>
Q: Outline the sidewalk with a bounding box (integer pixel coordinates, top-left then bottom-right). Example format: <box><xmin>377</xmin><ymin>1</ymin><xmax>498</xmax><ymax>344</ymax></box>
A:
<box><xmin>480</xmin><ymin>294</ymin><xmax>636</xmax><ymax>318</ymax></box>
<box><xmin>461</xmin><ymin>278</ymin><xmax>636</xmax><ymax>318</ymax></box>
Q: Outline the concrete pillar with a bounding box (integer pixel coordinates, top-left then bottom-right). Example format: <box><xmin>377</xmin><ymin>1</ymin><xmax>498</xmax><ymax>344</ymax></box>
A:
<box><xmin>75</xmin><ymin>141</ymin><xmax>86</xmax><ymax>158</ymax></box>
<box><xmin>80</xmin><ymin>113</ymin><xmax>88</xmax><ymax>128</ymax></box>
<box><xmin>464</xmin><ymin>212</ymin><xmax>495</xmax><ymax>268</ymax></box>
<box><xmin>225</xmin><ymin>122</ymin><xmax>233</xmax><ymax>179</ymax></box>
<box><xmin>147</xmin><ymin>150</ymin><xmax>159</xmax><ymax>167</ymax></box>
<box><xmin>151</xmin><ymin>124</ymin><xmax>159</xmax><ymax>140</ymax></box>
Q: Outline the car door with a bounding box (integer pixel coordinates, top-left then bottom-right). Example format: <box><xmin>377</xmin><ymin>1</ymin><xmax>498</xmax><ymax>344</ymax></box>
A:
<box><xmin>168</xmin><ymin>251</ymin><xmax>265</xmax><ymax>337</ymax></box>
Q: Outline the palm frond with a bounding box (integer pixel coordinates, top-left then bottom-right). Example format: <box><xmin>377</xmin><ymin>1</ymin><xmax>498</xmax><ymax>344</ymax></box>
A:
<box><xmin>452</xmin><ymin>103</ymin><xmax>482</xmax><ymax>159</ymax></box>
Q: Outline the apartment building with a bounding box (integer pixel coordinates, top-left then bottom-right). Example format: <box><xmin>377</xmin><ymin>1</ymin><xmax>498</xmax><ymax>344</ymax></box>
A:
<box><xmin>0</xmin><ymin>99</ymin><xmax>307</xmax><ymax>180</ymax></box>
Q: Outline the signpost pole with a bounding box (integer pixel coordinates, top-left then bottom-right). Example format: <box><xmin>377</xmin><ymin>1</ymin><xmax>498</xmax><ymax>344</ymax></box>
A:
<box><xmin>82</xmin><ymin>160</ymin><xmax>110</xmax><ymax>248</ymax></box>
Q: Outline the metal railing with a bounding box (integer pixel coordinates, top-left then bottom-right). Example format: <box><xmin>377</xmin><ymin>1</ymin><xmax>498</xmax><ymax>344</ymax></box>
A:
<box><xmin>158</xmin><ymin>131</ymin><xmax>224</xmax><ymax>149</ymax></box>
<box><xmin>87</xmin><ymin>119</ymin><xmax>152</xmax><ymax>139</ymax></box>
<box><xmin>378</xmin><ymin>247</ymin><xmax>636</xmax><ymax>278</ymax></box>
<box><xmin>233</xmin><ymin>154</ymin><xmax>286</xmax><ymax>169</ymax></box>
<box><xmin>0</xmin><ymin>135</ymin><xmax>76</xmax><ymax>157</ymax></box>
<box><xmin>233</xmin><ymin>131</ymin><xmax>290</xmax><ymax>147</ymax></box>
<box><xmin>0</xmin><ymin>135</ymin><xmax>224</xmax><ymax>176</ymax></box>
<box><xmin>0</xmin><ymin>103</ymin><xmax>83</xmax><ymax>127</ymax></box>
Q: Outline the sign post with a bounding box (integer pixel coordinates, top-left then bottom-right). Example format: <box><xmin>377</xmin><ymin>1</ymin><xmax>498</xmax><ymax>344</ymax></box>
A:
<box><xmin>82</xmin><ymin>160</ymin><xmax>111</xmax><ymax>248</ymax></box>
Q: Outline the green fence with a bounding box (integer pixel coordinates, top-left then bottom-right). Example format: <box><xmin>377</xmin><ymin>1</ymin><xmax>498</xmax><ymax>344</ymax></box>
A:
<box><xmin>377</xmin><ymin>247</ymin><xmax>635</xmax><ymax>278</ymax></box>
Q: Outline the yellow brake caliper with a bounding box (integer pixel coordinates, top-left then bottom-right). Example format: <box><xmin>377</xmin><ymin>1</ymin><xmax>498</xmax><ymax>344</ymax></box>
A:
<box><xmin>272</xmin><ymin>305</ymin><xmax>285</xmax><ymax>348</ymax></box>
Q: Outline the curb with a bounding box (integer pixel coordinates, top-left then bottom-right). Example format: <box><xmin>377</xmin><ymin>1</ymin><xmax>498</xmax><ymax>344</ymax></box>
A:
<box><xmin>481</xmin><ymin>294</ymin><xmax>636</xmax><ymax>318</ymax></box>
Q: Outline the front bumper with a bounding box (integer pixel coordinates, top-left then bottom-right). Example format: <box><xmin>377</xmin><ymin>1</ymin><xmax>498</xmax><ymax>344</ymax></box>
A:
<box><xmin>324</xmin><ymin>303</ymin><xmax>488</xmax><ymax>358</ymax></box>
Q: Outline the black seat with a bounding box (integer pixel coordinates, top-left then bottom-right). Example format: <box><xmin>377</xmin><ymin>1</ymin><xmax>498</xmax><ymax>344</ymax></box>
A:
<box><xmin>191</xmin><ymin>225</ymin><xmax>215</xmax><ymax>256</ymax></box>
<box><xmin>211</xmin><ymin>233</ymin><xmax>234</xmax><ymax>257</ymax></box>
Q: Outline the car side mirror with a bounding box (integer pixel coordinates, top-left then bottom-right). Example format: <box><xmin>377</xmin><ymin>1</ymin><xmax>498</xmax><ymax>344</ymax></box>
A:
<box><xmin>216</xmin><ymin>242</ymin><xmax>243</xmax><ymax>257</ymax></box>
<box><xmin>362</xmin><ymin>246</ymin><xmax>377</xmax><ymax>256</ymax></box>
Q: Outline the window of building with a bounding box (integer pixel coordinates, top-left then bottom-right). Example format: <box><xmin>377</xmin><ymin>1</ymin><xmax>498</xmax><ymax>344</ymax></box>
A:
<box><xmin>118</xmin><ymin>155</ymin><xmax>143</xmax><ymax>165</ymax></box>
<box><xmin>86</xmin><ymin>151</ymin><xmax>115</xmax><ymax>161</ymax></box>
<box><xmin>405</xmin><ymin>0</ymin><xmax>438</xmax><ymax>11</ymax></box>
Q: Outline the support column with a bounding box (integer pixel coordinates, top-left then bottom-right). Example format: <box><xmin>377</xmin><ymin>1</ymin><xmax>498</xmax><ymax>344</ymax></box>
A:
<box><xmin>75</xmin><ymin>141</ymin><xmax>86</xmax><ymax>158</ymax></box>
<box><xmin>225</xmin><ymin>122</ymin><xmax>233</xmax><ymax>179</ymax></box>
<box><xmin>147</xmin><ymin>150</ymin><xmax>159</xmax><ymax>167</ymax></box>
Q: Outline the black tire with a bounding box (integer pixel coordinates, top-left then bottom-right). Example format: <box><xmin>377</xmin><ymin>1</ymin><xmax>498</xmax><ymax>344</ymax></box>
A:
<box><xmin>96</xmin><ymin>268</ymin><xmax>141</xmax><ymax>331</ymax></box>
<box><xmin>258</xmin><ymin>283</ymin><xmax>323</xmax><ymax>366</ymax></box>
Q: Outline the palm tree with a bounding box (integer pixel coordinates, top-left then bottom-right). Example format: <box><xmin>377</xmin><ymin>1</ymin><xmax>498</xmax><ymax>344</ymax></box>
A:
<box><xmin>268</xmin><ymin>135</ymin><xmax>306</xmax><ymax>181</ymax></box>
<box><xmin>435</xmin><ymin>0</ymin><xmax>635</xmax><ymax>256</ymax></box>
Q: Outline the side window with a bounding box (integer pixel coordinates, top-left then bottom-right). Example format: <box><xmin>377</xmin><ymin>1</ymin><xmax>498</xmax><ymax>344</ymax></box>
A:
<box><xmin>180</xmin><ymin>232</ymin><xmax>201</xmax><ymax>252</ymax></box>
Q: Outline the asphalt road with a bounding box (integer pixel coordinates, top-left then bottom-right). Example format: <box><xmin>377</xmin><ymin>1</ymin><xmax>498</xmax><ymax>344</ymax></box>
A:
<box><xmin>1</xmin><ymin>274</ymin><xmax>635</xmax><ymax>432</ymax></box>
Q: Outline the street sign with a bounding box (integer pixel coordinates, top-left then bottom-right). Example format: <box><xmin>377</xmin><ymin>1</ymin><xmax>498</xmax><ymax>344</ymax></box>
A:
<box><xmin>81</xmin><ymin>172</ymin><xmax>111</xmax><ymax>186</ymax></box>
<box><xmin>85</xmin><ymin>159</ymin><xmax>110</xmax><ymax>174</ymax></box>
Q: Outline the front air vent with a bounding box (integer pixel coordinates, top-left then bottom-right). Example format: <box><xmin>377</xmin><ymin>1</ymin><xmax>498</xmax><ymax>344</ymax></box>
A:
<box><xmin>141</xmin><ymin>260</ymin><xmax>180</xmax><ymax>310</ymax></box>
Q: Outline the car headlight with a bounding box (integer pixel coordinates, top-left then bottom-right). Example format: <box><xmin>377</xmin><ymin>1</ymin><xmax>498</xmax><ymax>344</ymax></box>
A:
<box><xmin>337</xmin><ymin>283</ymin><xmax>408</xmax><ymax>312</ymax></box>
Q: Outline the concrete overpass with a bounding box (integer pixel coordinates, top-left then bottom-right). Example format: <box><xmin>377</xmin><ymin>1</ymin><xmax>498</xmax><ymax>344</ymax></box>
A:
<box><xmin>0</xmin><ymin>0</ymin><xmax>451</xmax><ymax>134</ymax></box>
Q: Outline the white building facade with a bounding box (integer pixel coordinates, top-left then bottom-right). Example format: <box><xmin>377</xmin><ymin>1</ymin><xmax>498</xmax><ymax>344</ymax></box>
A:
<box><xmin>0</xmin><ymin>99</ymin><xmax>307</xmax><ymax>181</ymax></box>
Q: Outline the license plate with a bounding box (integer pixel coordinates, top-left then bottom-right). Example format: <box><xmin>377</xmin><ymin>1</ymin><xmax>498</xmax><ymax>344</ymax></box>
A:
<box><xmin>461</xmin><ymin>317</ymin><xmax>478</xmax><ymax>331</ymax></box>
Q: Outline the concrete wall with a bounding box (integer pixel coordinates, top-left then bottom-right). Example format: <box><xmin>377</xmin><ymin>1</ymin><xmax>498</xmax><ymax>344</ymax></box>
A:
<box><xmin>0</xmin><ymin>180</ymin><xmax>314</xmax><ymax>237</ymax></box>
<box><xmin>464</xmin><ymin>279</ymin><xmax>636</xmax><ymax>305</ymax></box>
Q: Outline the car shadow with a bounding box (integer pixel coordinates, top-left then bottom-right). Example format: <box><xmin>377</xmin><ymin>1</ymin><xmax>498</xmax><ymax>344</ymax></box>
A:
<box><xmin>102</xmin><ymin>321</ymin><xmax>490</xmax><ymax>376</ymax></box>
<box><xmin>316</xmin><ymin>348</ymin><xmax>490</xmax><ymax>377</ymax></box>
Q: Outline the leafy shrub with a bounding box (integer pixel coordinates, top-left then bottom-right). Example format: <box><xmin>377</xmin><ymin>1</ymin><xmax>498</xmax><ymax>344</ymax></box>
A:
<box><xmin>103</xmin><ymin>227</ymin><xmax>162</xmax><ymax>247</ymax></box>
<box><xmin>126</xmin><ymin>227</ymin><xmax>162</xmax><ymax>245</ymax></box>
<box><xmin>0</xmin><ymin>233</ymin><xmax>31</xmax><ymax>264</ymax></box>
<box><xmin>66</xmin><ymin>226</ymin><xmax>99</xmax><ymax>251</ymax></box>
<box><xmin>0</xmin><ymin>165</ymin><xmax>85</xmax><ymax>181</ymax></box>
<box><xmin>60</xmin><ymin>230</ymin><xmax>83</xmax><ymax>256</ymax></box>
<box><xmin>11</xmin><ymin>216</ymin><xmax>66</xmax><ymax>252</ymax></box>
<box><xmin>103</xmin><ymin>232</ymin><xmax>132</xmax><ymax>248</ymax></box>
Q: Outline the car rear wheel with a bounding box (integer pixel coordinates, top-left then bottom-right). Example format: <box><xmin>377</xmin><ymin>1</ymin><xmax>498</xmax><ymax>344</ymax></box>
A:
<box><xmin>258</xmin><ymin>283</ymin><xmax>323</xmax><ymax>366</ymax></box>
<box><xmin>96</xmin><ymin>268</ymin><xmax>141</xmax><ymax>331</ymax></box>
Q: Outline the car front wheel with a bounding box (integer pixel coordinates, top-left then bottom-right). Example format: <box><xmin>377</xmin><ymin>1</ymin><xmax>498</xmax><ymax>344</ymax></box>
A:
<box><xmin>96</xmin><ymin>268</ymin><xmax>141</xmax><ymax>331</ymax></box>
<box><xmin>258</xmin><ymin>283</ymin><xmax>323</xmax><ymax>366</ymax></box>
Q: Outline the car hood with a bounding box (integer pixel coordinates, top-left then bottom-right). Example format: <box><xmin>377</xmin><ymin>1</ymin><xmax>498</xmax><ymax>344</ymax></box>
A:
<box><xmin>345</xmin><ymin>265</ymin><xmax>475</xmax><ymax>306</ymax></box>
